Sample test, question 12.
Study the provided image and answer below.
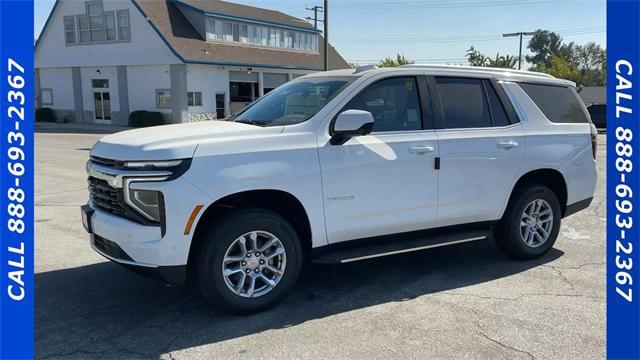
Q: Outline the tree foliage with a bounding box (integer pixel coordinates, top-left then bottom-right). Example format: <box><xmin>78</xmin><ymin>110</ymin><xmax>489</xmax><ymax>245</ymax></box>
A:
<box><xmin>527</xmin><ymin>30</ymin><xmax>606</xmax><ymax>86</ymax></box>
<box><xmin>466</xmin><ymin>46</ymin><xmax>518</xmax><ymax>68</ymax></box>
<box><xmin>378</xmin><ymin>54</ymin><xmax>414</xmax><ymax>67</ymax></box>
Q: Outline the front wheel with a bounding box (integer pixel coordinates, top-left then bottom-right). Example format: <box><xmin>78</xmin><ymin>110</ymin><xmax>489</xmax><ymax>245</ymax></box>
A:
<box><xmin>196</xmin><ymin>209</ymin><xmax>303</xmax><ymax>313</ymax></box>
<box><xmin>496</xmin><ymin>185</ymin><xmax>562</xmax><ymax>259</ymax></box>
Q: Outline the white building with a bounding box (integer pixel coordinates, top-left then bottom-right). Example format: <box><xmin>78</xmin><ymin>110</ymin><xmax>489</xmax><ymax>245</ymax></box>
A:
<box><xmin>35</xmin><ymin>0</ymin><xmax>349</xmax><ymax>125</ymax></box>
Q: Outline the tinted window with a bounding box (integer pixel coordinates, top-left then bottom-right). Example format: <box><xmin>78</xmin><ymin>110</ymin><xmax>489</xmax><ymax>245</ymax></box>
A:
<box><xmin>345</xmin><ymin>77</ymin><xmax>422</xmax><ymax>132</ymax></box>
<box><xmin>519</xmin><ymin>83</ymin><xmax>589</xmax><ymax>123</ymax></box>
<box><xmin>484</xmin><ymin>81</ymin><xmax>511</xmax><ymax>127</ymax></box>
<box><xmin>436</xmin><ymin>77</ymin><xmax>491</xmax><ymax>129</ymax></box>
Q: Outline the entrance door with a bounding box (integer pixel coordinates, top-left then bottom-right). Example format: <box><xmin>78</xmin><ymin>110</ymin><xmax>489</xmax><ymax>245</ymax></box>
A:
<box><xmin>216</xmin><ymin>93</ymin><xmax>226</xmax><ymax>119</ymax></box>
<box><xmin>93</xmin><ymin>91</ymin><xmax>111</xmax><ymax>122</ymax></box>
<box><xmin>91</xmin><ymin>79</ymin><xmax>111</xmax><ymax>123</ymax></box>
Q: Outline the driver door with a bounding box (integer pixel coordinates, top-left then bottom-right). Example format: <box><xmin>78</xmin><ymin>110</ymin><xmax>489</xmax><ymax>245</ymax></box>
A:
<box><xmin>318</xmin><ymin>76</ymin><xmax>440</xmax><ymax>243</ymax></box>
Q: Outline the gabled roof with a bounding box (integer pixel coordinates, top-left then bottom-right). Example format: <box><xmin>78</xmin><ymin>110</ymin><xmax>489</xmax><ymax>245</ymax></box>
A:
<box><xmin>134</xmin><ymin>0</ymin><xmax>350</xmax><ymax>71</ymax></box>
<box><xmin>175</xmin><ymin>0</ymin><xmax>317</xmax><ymax>32</ymax></box>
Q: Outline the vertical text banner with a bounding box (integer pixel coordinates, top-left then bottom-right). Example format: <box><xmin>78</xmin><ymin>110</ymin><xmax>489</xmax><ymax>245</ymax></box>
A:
<box><xmin>0</xmin><ymin>0</ymin><xmax>35</xmax><ymax>359</ymax></box>
<box><xmin>607</xmin><ymin>0</ymin><xmax>640</xmax><ymax>359</ymax></box>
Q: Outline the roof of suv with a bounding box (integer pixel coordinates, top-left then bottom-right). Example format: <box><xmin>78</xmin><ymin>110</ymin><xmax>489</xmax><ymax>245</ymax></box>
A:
<box><xmin>301</xmin><ymin>64</ymin><xmax>575</xmax><ymax>87</ymax></box>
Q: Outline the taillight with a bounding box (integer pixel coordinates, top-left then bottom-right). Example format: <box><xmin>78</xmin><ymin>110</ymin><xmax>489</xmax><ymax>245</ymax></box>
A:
<box><xmin>590</xmin><ymin>123</ymin><xmax>598</xmax><ymax>159</ymax></box>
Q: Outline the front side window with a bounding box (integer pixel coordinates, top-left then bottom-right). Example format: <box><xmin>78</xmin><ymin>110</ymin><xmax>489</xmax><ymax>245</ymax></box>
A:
<box><xmin>344</xmin><ymin>77</ymin><xmax>423</xmax><ymax>132</ymax></box>
<box><xmin>436</xmin><ymin>77</ymin><xmax>492</xmax><ymax>129</ymax></box>
<box><xmin>519</xmin><ymin>83</ymin><xmax>589</xmax><ymax>123</ymax></box>
<box><xmin>156</xmin><ymin>89</ymin><xmax>171</xmax><ymax>109</ymax></box>
<box><xmin>187</xmin><ymin>91</ymin><xmax>203</xmax><ymax>107</ymax></box>
<box><xmin>233</xmin><ymin>77</ymin><xmax>354</xmax><ymax>126</ymax></box>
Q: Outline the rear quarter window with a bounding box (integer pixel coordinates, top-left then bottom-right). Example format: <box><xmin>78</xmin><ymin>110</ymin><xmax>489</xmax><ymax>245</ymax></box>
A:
<box><xmin>519</xmin><ymin>83</ymin><xmax>590</xmax><ymax>123</ymax></box>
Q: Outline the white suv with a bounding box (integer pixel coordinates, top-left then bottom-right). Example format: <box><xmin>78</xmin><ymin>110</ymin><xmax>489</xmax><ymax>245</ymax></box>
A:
<box><xmin>82</xmin><ymin>65</ymin><xmax>597</xmax><ymax>313</ymax></box>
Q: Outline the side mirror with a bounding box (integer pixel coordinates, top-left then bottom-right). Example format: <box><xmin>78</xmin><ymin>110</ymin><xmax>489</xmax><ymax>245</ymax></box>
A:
<box><xmin>330</xmin><ymin>109</ymin><xmax>374</xmax><ymax>145</ymax></box>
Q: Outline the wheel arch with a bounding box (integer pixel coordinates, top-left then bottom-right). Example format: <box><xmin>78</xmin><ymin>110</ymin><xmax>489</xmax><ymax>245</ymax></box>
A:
<box><xmin>187</xmin><ymin>189</ymin><xmax>312</xmax><ymax>282</ymax></box>
<box><xmin>504</xmin><ymin>168</ymin><xmax>568</xmax><ymax>218</ymax></box>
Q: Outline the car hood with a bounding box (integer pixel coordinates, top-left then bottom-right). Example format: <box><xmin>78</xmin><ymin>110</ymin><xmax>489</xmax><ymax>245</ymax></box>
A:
<box><xmin>91</xmin><ymin>121</ymin><xmax>283</xmax><ymax>160</ymax></box>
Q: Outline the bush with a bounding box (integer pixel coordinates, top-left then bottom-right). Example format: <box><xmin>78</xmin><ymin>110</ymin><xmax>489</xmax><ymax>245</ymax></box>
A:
<box><xmin>129</xmin><ymin>110</ymin><xmax>165</xmax><ymax>127</ymax></box>
<box><xmin>35</xmin><ymin>107</ymin><xmax>56</xmax><ymax>122</ymax></box>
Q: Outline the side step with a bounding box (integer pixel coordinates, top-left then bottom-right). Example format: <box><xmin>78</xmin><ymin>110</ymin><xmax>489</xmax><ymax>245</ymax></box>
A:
<box><xmin>312</xmin><ymin>228</ymin><xmax>493</xmax><ymax>264</ymax></box>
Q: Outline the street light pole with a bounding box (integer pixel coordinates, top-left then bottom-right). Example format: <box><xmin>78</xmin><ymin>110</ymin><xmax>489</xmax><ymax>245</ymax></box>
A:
<box><xmin>502</xmin><ymin>31</ymin><xmax>536</xmax><ymax>70</ymax></box>
<box><xmin>324</xmin><ymin>0</ymin><xmax>329</xmax><ymax>71</ymax></box>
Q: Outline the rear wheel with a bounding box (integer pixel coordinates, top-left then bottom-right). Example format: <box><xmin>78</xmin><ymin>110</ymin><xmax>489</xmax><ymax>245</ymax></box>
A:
<box><xmin>496</xmin><ymin>185</ymin><xmax>561</xmax><ymax>259</ymax></box>
<box><xmin>196</xmin><ymin>209</ymin><xmax>302</xmax><ymax>313</ymax></box>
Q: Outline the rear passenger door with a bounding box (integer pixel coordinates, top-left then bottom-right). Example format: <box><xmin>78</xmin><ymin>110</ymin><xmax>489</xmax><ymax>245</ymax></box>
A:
<box><xmin>432</xmin><ymin>77</ymin><xmax>525</xmax><ymax>227</ymax></box>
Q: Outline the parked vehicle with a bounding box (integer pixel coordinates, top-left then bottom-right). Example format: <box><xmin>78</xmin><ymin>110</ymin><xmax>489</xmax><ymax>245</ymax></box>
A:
<box><xmin>82</xmin><ymin>65</ymin><xmax>597</xmax><ymax>313</ymax></box>
<box><xmin>587</xmin><ymin>103</ymin><xmax>606</xmax><ymax>129</ymax></box>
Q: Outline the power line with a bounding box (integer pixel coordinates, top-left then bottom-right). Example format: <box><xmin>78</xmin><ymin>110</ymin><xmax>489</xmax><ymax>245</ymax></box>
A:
<box><xmin>331</xmin><ymin>0</ymin><xmax>580</xmax><ymax>10</ymax></box>
<box><xmin>305</xmin><ymin>5</ymin><xmax>323</xmax><ymax>29</ymax></box>
<box><xmin>331</xmin><ymin>27</ymin><xmax>605</xmax><ymax>44</ymax></box>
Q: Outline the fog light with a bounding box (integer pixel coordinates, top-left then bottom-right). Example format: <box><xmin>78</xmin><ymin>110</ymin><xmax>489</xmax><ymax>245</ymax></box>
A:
<box><xmin>128</xmin><ymin>189</ymin><xmax>162</xmax><ymax>222</ymax></box>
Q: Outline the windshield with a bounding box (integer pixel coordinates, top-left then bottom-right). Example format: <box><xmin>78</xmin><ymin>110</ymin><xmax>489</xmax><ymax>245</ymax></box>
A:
<box><xmin>233</xmin><ymin>76</ymin><xmax>354</xmax><ymax>126</ymax></box>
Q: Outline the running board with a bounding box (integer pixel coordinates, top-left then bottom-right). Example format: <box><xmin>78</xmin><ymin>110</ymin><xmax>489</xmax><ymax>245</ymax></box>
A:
<box><xmin>312</xmin><ymin>229</ymin><xmax>492</xmax><ymax>264</ymax></box>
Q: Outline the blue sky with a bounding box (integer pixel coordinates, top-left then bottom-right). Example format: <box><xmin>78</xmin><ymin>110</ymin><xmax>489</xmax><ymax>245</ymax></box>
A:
<box><xmin>35</xmin><ymin>0</ymin><xmax>605</xmax><ymax>66</ymax></box>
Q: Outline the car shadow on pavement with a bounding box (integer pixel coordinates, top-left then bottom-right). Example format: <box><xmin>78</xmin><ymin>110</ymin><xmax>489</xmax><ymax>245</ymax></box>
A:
<box><xmin>35</xmin><ymin>240</ymin><xmax>563</xmax><ymax>359</ymax></box>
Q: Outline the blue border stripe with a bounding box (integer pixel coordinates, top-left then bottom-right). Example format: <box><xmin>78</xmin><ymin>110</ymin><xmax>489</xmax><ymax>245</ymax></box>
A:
<box><xmin>606</xmin><ymin>0</ymin><xmax>640</xmax><ymax>359</ymax></box>
<box><xmin>0</xmin><ymin>1</ymin><xmax>35</xmax><ymax>358</ymax></box>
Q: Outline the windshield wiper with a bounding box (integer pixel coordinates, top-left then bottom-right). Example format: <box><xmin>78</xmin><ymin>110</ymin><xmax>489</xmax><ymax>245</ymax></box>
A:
<box><xmin>235</xmin><ymin>119</ymin><xmax>267</xmax><ymax>127</ymax></box>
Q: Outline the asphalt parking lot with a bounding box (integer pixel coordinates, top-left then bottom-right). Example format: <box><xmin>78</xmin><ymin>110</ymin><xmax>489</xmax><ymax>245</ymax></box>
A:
<box><xmin>35</xmin><ymin>125</ymin><xmax>606</xmax><ymax>359</ymax></box>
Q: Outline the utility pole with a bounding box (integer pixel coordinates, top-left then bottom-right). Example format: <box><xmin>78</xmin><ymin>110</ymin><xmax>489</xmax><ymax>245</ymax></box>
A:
<box><xmin>324</xmin><ymin>0</ymin><xmax>329</xmax><ymax>71</ymax></box>
<box><xmin>305</xmin><ymin>5</ymin><xmax>323</xmax><ymax>29</ymax></box>
<box><xmin>502</xmin><ymin>31</ymin><xmax>535</xmax><ymax>70</ymax></box>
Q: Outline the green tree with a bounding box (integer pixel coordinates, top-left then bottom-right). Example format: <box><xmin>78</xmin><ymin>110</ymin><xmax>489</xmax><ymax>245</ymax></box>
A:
<box><xmin>526</xmin><ymin>30</ymin><xmax>564</xmax><ymax>68</ymax></box>
<box><xmin>378</xmin><ymin>54</ymin><xmax>414</xmax><ymax>67</ymax></box>
<box><xmin>466</xmin><ymin>46</ymin><xmax>517</xmax><ymax>68</ymax></box>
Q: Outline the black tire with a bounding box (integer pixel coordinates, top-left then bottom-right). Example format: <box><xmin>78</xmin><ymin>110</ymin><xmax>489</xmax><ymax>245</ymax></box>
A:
<box><xmin>496</xmin><ymin>184</ymin><xmax>562</xmax><ymax>259</ymax></box>
<box><xmin>196</xmin><ymin>208</ymin><xmax>303</xmax><ymax>314</ymax></box>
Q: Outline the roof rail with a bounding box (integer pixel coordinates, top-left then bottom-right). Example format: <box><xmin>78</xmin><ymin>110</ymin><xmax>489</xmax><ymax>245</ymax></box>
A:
<box><xmin>354</xmin><ymin>64</ymin><xmax>378</xmax><ymax>74</ymax></box>
<box><xmin>399</xmin><ymin>64</ymin><xmax>555</xmax><ymax>79</ymax></box>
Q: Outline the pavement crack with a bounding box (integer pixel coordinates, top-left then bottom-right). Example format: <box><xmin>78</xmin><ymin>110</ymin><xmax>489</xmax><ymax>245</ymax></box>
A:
<box><xmin>474</xmin><ymin>318</ymin><xmax>535</xmax><ymax>360</ymax></box>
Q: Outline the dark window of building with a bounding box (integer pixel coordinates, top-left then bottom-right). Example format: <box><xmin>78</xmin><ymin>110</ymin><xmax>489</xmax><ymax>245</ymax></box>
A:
<box><xmin>519</xmin><ymin>83</ymin><xmax>590</xmax><ymax>123</ymax></box>
<box><xmin>216</xmin><ymin>93</ymin><xmax>226</xmax><ymax>119</ymax></box>
<box><xmin>230</xmin><ymin>82</ymin><xmax>259</xmax><ymax>103</ymax></box>
<box><xmin>436</xmin><ymin>77</ymin><xmax>492</xmax><ymax>129</ymax></box>
<box><xmin>187</xmin><ymin>92</ymin><xmax>202</xmax><ymax>107</ymax></box>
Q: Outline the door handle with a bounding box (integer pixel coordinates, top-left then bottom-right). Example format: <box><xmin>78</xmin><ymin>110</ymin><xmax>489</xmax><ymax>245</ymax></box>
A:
<box><xmin>498</xmin><ymin>141</ymin><xmax>518</xmax><ymax>149</ymax></box>
<box><xmin>409</xmin><ymin>145</ymin><xmax>435</xmax><ymax>154</ymax></box>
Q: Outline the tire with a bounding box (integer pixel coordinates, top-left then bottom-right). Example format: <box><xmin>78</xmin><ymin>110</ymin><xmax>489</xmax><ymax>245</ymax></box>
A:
<box><xmin>196</xmin><ymin>208</ymin><xmax>303</xmax><ymax>314</ymax></box>
<box><xmin>496</xmin><ymin>184</ymin><xmax>562</xmax><ymax>259</ymax></box>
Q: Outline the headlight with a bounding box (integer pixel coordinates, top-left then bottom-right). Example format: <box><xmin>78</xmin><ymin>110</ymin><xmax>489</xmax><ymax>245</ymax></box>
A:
<box><xmin>128</xmin><ymin>189</ymin><xmax>163</xmax><ymax>222</ymax></box>
<box><xmin>123</xmin><ymin>160</ymin><xmax>184</xmax><ymax>169</ymax></box>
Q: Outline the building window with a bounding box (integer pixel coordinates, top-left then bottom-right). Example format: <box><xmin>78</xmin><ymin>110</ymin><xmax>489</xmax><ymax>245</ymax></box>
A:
<box><xmin>116</xmin><ymin>10</ymin><xmax>130</xmax><ymax>41</ymax></box>
<box><xmin>156</xmin><ymin>89</ymin><xmax>171</xmax><ymax>109</ymax></box>
<box><xmin>65</xmin><ymin>1</ymin><xmax>129</xmax><ymax>45</ymax></box>
<box><xmin>187</xmin><ymin>91</ymin><xmax>203</xmax><ymax>107</ymax></box>
<box><xmin>64</xmin><ymin>16</ymin><xmax>76</xmax><ymax>44</ymax></box>
<box><xmin>41</xmin><ymin>89</ymin><xmax>54</xmax><ymax>106</ymax></box>
<box><xmin>85</xmin><ymin>0</ymin><xmax>103</xmax><ymax>16</ymax></box>
<box><xmin>92</xmin><ymin>79</ymin><xmax>109</xmax><ymax>88</ymax></box>
<box><xmin>203</xmin><ymin>15</ymin><xmax>318</xmax><ymax>52</ymax></box>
